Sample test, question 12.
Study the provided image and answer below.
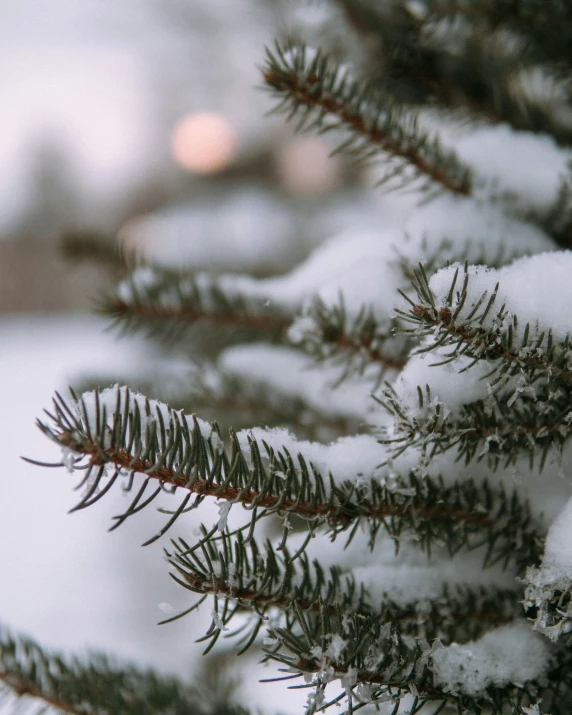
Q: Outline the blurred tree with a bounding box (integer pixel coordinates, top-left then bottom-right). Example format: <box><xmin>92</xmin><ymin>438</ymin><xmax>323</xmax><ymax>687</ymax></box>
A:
<box><xmin>12</xmin><ymin>140</ymin><xmax>82</xmax><ymax>240</ymax></box>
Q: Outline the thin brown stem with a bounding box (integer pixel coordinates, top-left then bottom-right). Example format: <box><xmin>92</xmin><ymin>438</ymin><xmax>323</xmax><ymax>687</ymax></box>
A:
<box><xmin>107</xmin><ymin>299</ymin><xmax>290</xmax><ymax>335</ymax></box>
<box><xmin>180</xmin><ymin>574</ymin><xmax>515</xmax><ymax>627</ymax></box>
<box><xmin>65</xmin><ymin>439</ymin><xmax>496</xmax><ymax>530</ymax></box>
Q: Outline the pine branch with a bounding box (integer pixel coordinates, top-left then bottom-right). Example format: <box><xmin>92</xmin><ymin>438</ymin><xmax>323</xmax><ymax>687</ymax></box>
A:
<box><xmin>290</xmin><ymin>245</ymin><xmax>547</xmax><ymax>388</ymax></box>
<box><xmin>100</xmin><ymin>267</ymin><xmax>290</xmax><ymax>349</ymax></box>
<box><xmin>60</xmin><ymin>230</ymin><xmax>126</xmax><ymax>272</ymax></box>
<box><xmin>335</xmin><ymin>0</ymin><xmax>508</xmax><ymax>123</ymax></box>
<box><xmin>424</xmin><ymin>0</ymin><xmax>572</xmax><ymax>66</ymax></box>
<box><xmin>262</xmin><ymin>604</ymin><xmax>568</xmax><ymax>715</ymax></box>
<box><xmin>163</xmin><ymin>531</ymin><xmax>369</xmax><ymax>655</ymax></box>
<box><xmin>35</xmin><ymin>387</ymin><xmax>543</xmax><ymax>566</ymax></box>
<box><xmin>166</xmin><ymin>528</ymin><xmax>521</xmax><ymax>652</ymax></box>
<box><xmin>0</xmin><ymin>625</ymin><xmax>243</xmax><ymax>715</ymax></box>
<box><xmin>381</xmin><ymin>264</ymin><xmax>572</xmax><ymax>465</ymax></box>
<box><xmin>262</xmin><ymin>43</ymin><xmax>472</xmax><ymax>195</ymax></box>
<box><xmin>381</xmin><ymin>378</ymin><xmax>572</xmax><ymax>472</ymax></box>
<box><xmin>336</xmin><ymin>0</ymin><xmax>572</xmax><ymax>144</ymax></box>
<box><xmin>289</xmin><ymin>297</ymin><xmax>410</xmax><ymax>387</ymax></box>
<box><xmin>21</xmin><ymin>3</ymin><xmax>572</xmax><ymax>712</ymax></box>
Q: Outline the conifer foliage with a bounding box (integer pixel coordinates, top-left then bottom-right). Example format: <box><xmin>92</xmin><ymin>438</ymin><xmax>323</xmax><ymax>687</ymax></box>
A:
<box><xmin>5</xmin><ymin>1</ymin><xmax>572</xmax><ymax>713</ymax></box>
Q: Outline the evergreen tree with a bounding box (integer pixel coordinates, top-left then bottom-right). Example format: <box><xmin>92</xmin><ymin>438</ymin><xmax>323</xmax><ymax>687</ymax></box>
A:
<box><xmin>4</xmin><ymin>1</ymin><xmax>572</xmax><ymax>712</ymax></box>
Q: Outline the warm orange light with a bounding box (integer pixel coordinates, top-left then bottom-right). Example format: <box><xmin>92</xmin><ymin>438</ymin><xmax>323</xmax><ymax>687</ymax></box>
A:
<box><xmin>171</xmin><ymin>112</ymin><xmax>237</xmax><ymax>174</ymax></box>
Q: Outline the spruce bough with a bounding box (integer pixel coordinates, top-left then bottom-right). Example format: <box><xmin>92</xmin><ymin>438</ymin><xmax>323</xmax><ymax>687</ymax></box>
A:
<box><xmin>6</xmin><ymin>2</ymin><xmax>572</xmax><ymax>713</ymax></box>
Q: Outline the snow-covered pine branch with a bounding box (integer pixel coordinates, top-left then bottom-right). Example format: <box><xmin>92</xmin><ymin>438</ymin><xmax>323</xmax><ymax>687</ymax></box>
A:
<box><xmin>337</xmin><ymin>0</ymin><xmax>572</xmax><ymax>146</ymax></box>
<box><xmin>35</xmin><ymin>386</ymin><xmax>541</xmax><ymax>569</ymax></box>
<box><xmin>76</xmin><ymin>353</ymin><xmax>363</xmax><ymax>442</ymax></box>
<box><xmin>263</xmin><ymin>602</ymin><xmax>566</xmax><ymax>715</ymax></box>
<box><xmin>102</xmin><ymin>267</ymin><xmax>291</xmax><ymax>349</ymax></box>
<box><xmin>0</xmin><ymin>625</ymin><xmax>238</xmax><ymax>715</ymax></box>
<box><xmin>166</xmin><ymin>528</ymin><xmax>520</xmax><ymax>649</ymax></box>
<box><xmin>382</xmin><ymin>253</ymin><xmax>572</xmax><ymax>468</ymax></box>
<box><xmin>102</xmin><ymin>193</ymin><xmax>557</xmax><ymax>389</ymax></box>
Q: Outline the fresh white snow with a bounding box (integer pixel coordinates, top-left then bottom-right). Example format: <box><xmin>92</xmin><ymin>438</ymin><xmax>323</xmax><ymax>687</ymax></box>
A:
<box><xmin>432</xmin><ymin>622</ymin><xmax>552</xmax><ymax>697</ymax></box>
<box><xmin>429</xmin><ymin>251</ymin><xmax>572</xmax><ymax>341</ymax></box>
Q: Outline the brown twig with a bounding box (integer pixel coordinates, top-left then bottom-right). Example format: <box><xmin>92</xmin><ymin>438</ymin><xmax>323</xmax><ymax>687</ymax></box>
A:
<box><xmin>62</xmin><ymin>439</ymin><xmax>498</xmax><ymax>530</ymax></box>
<box><xmin>106</xmin><ymin>299</ymin><xmax>290</xmax><ymax>335</ymax></box>
<box><xmin>179</xmin><ymin>573</ymin><xmax>515</xmax><ymax>628</ymax></box>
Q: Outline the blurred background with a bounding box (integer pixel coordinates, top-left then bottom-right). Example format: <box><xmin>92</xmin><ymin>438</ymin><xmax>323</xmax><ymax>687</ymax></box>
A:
<box><xmin>0</xmin><ymin>0</ymin><xmax>377</xmax><ymax>311</ymax></box>
<box><xmin>0</xmin><ymin>1</ymin><xmax>388</xmax><ymax>712</ymax></box>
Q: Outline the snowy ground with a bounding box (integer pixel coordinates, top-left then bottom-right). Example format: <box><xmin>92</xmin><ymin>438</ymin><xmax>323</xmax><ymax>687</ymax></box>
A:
<box><xmin>0</xmin><ymin>314</ymin><xmax>310</xmax><ymax>713</ymax></box>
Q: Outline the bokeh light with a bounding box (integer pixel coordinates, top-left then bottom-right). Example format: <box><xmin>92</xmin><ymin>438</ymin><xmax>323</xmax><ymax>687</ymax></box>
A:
<box><xmin>277</xmin><ymin>136</ymin><xmax>342</xmax><ymax>196</ymax></box>
<box><xmin>171</xmin><ymin>111</ymin><xmax>238</xmax><ymax>174</ymax></box>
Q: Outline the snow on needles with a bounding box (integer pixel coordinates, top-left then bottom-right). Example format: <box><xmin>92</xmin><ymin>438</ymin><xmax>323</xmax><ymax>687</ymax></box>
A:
<box><xmin>77</xmin><ymin>385</ymin><xmax>214</xmax><ymax>447</ymax></box>
<box><xmin>431</xmin><ymin>622</ymin><xmax>553</xmax><ymax>697</ymax></box>
<box><xmin>246</xmin><ymin>229</ymin><xmax>403</xmax><ymax>323</ymax></box>
<box><xmin>216</xmin><ymin>218</ymin><xmax>553</xmax><ymax>325</ymax></box>
<box><xmin>429</xmin><ymin>251</ymin><xmax>572</xmax><ymax>342</ymax></box>
<box><xmin>524</xmin><ymin>495</ymin><xmax>572</xmax><ymax>641</ymax></box>
<box><xmin>454</xmin><ymin>124</ymin><xmax>568</xmax><ymax>215</ymax></box>
<box><xmin>120</xmin><ymin>197</ymin><xmax>556</xmax><ymax>333</ymax></box>
<box><xmin>237</xmin><ymin>427</ymin><xmax>386</xmax><ymax>488</ymax></box>
<box><xmin>533</xmin><ymin>495</ymin><xmax>572</xmax><ymax>583</ymax></box>
<box><xmin>392</xmin><ymin>352</ymin><xmax>493</xmax><ymax>417</ymax></box>
<box><xmin>401</xmin><ymin>194</ymin><xmax>555</xmax><ymax>267</ymax></box>
<box><xmin>219</xmin><ymin>343</ymin><xmax>379</xmax><ymax>421</ymax></box>
<box><xmin>74</xmin><ymin>386</ymin><xmax>387</xmax><ymax>489</ymax></box>
<box><xmin>391</xmin><ymin>251</ymin><xmax>572</xmax><ymax>418</ymax></box>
